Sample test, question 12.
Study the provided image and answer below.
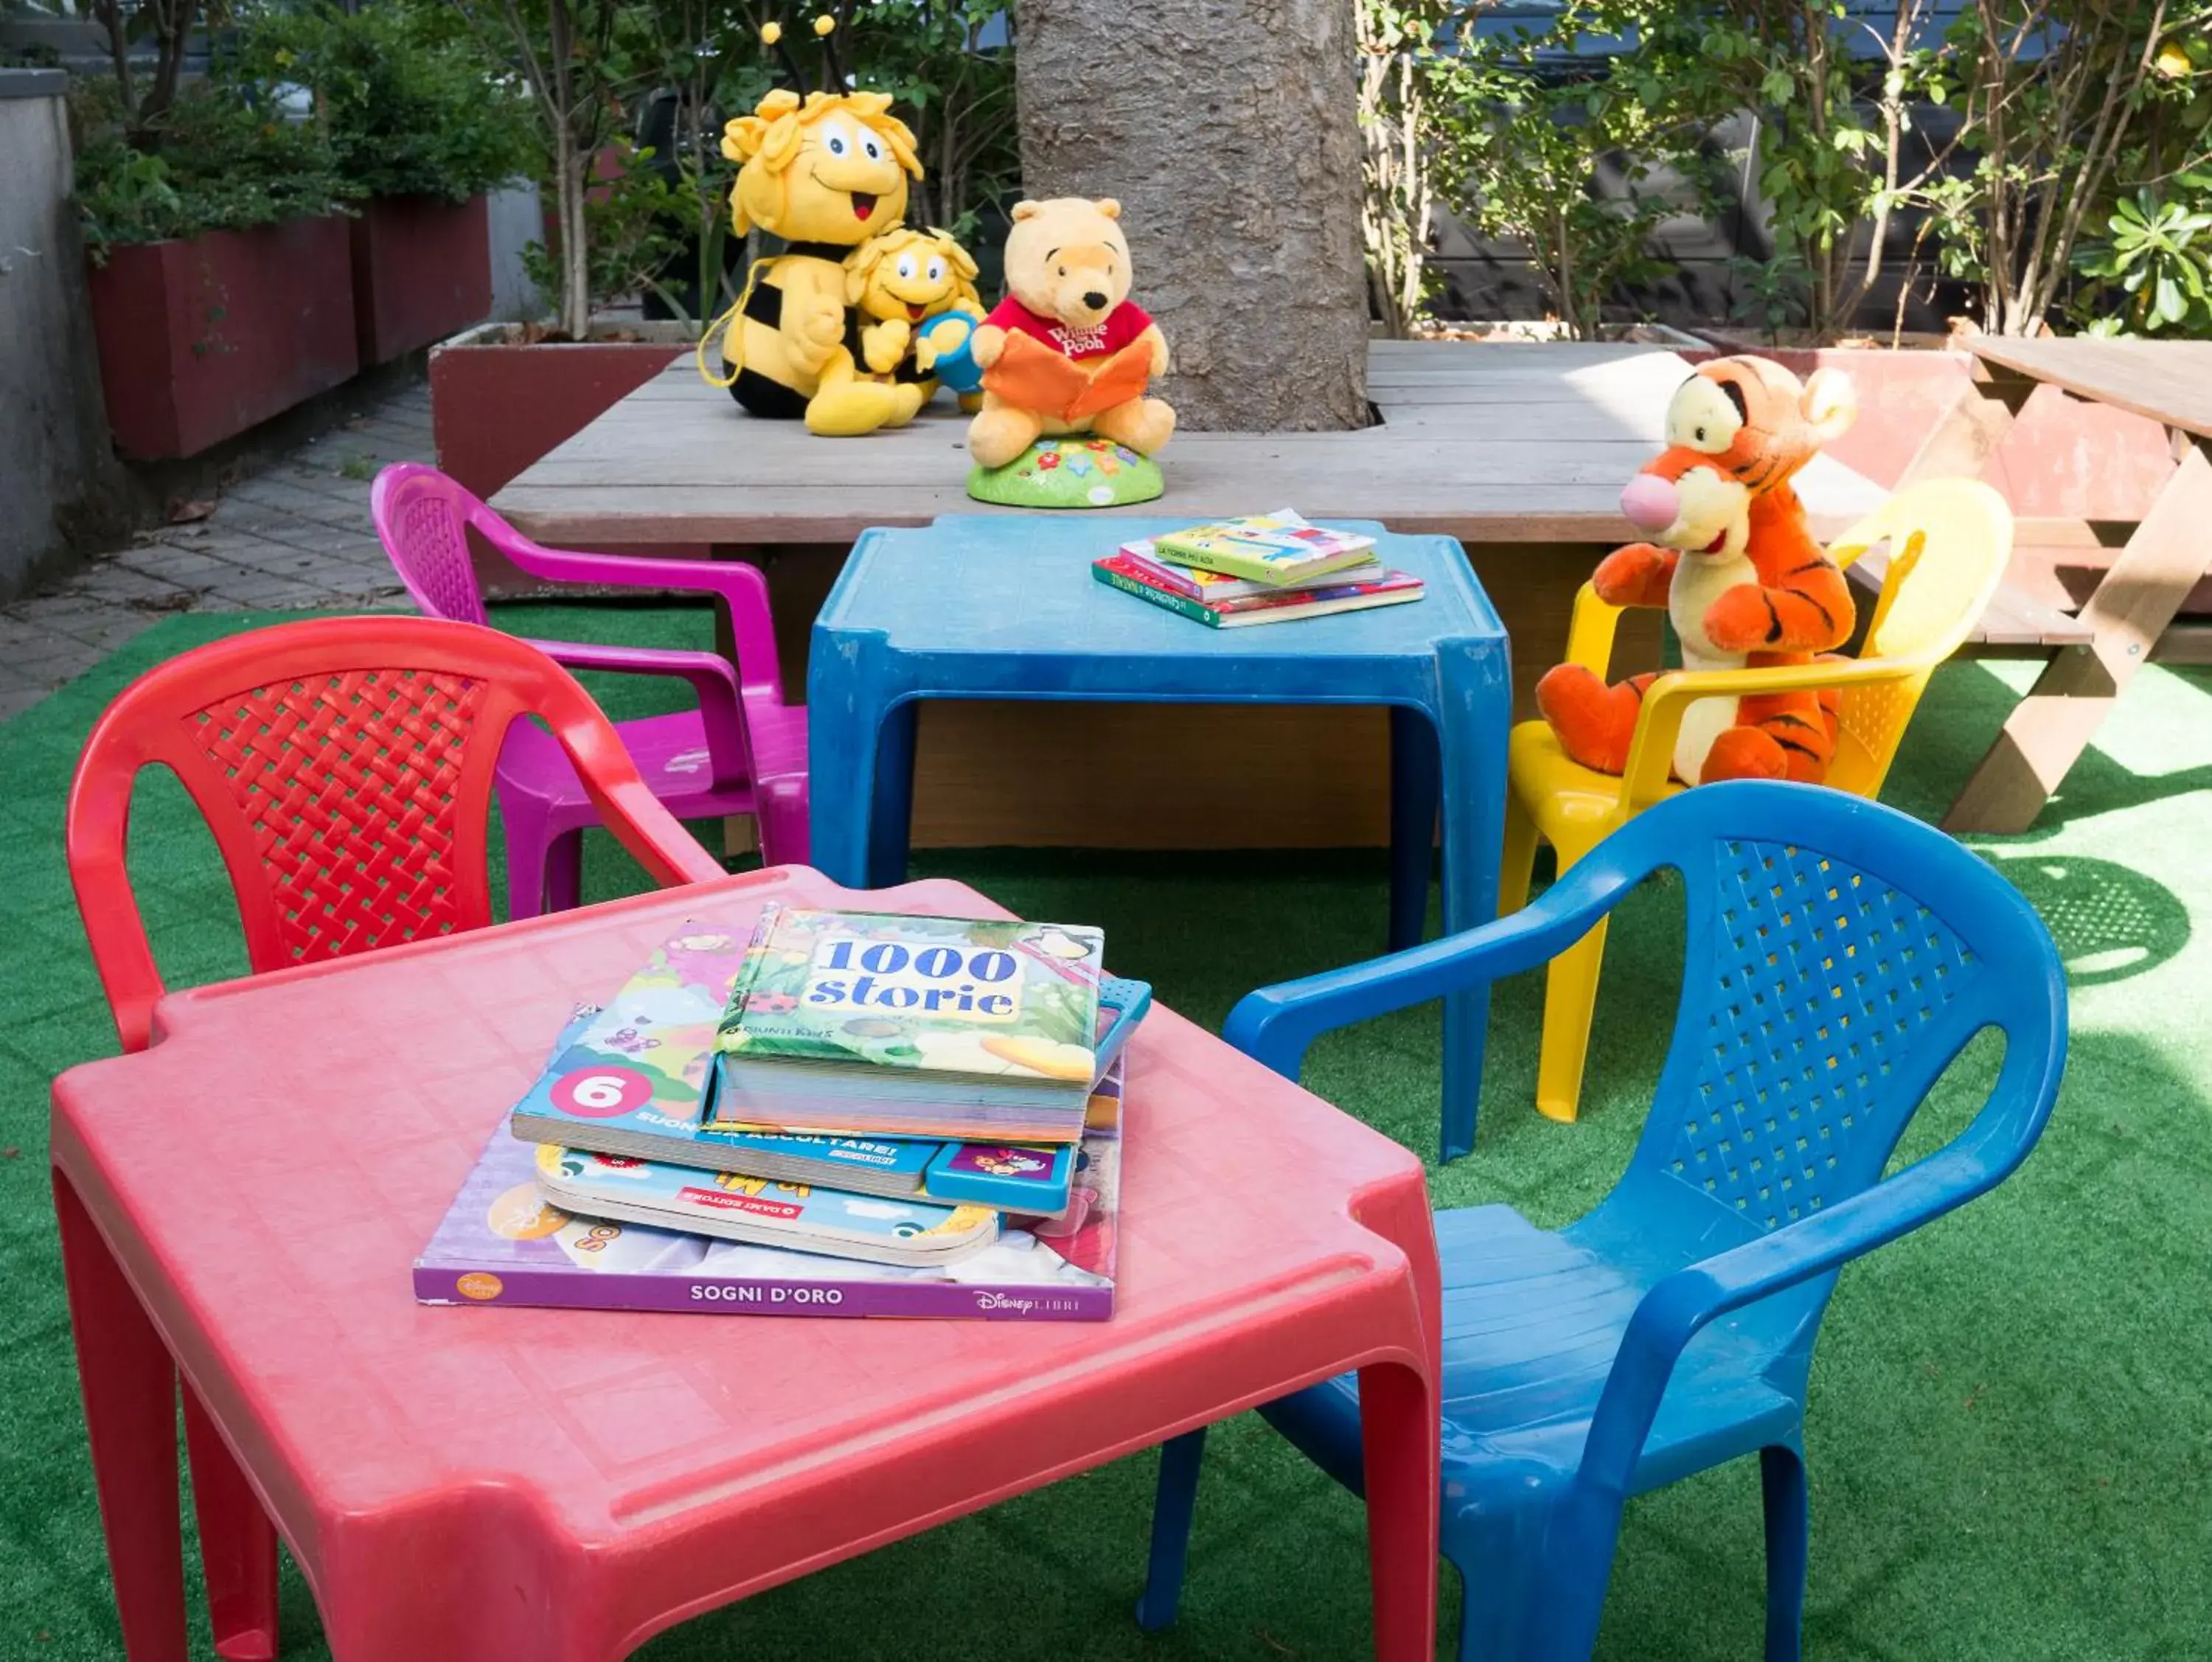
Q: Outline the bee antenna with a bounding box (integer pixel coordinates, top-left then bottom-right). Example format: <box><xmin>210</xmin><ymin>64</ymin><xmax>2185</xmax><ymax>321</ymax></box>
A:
<box><xmin>815</xmin><ymin>12</ymin><xmax>846</xmax><ymax>88</ymax></box>
<box><xmin>759</xmin><ymin>17</ymin><xmax>811</xmax><ymax>93</ymax></box>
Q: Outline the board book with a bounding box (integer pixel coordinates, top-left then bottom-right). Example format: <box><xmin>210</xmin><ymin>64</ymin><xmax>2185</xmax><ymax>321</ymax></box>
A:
<box><xmin>688</xmin><ymin>1122</ymin><xmax>1080</xmax><ymax>1214</ymax></box>
<box><xmin>1113</xmin><ymin>536</ymin><xmax>1379</xmax><ymax>603</ymax></box>
<box><xmin>418</xmin><ymin>1056</ymin><xmax>1126</xmax><ymax>1321</ymax></box>
<box><xmin>1150</xmin><ymin>509</ymin><xmax>1377</xmax><ymax>586</ymax></box>
<box><xmin>533</xmin><ymin>1143</ymin><xmax>1000</xmax><ymax>1266</ymax></box>
<box><xmin>1093</xmin><ymin>552</ymin><xmax>1425</xmax><ymax>629</ymax></box>
<box><xmin>704</xmin><ymin>906</ymin><xmax>1106</xmax><ymax>1143</ymax></box>
<box><xmin>507</xmin><ymin>921</ymin><xmax>1138</xmax><ymax>1205</ymax></box>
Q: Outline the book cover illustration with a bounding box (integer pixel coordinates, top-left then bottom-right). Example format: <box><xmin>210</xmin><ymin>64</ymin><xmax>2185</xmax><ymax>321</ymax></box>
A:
<box><xmin>1151</xmin><ymin>510</ymin><xmax>1378</xmax><ymax>585</ymax></box>
<box><xmin>532</xmin><ymin>1143</ymin><xmax>1000</xmax><ymax>1266</ymax></box>
<box><xmin>715</xmin><ymin>906</ymin><xmax>1104</xmax><ymax>1084</ymax></box>
<box><xmin>923</xmin><ymin>1140</ymin><xmax>1077</xmax><ymax>1211</ymax></box>
<box><xmin>507</xmin><ymin>922</ymin><xmax>753</xmax><ymax>1154</ymax></box>
<box><xmin>418</xmin><ymin>1061</ymin><xmax>1126</xmax><ymax>1320</ymax></box>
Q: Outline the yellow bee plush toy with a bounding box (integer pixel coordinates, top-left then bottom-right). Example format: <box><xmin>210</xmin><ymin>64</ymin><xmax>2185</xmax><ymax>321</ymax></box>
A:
<box><xmin>708</xmin><ymin>15</ymin><xmax>928</xmax><ymax>437</ymax></box>
<box><xmin>826</xmin><ymin>226</ymin><xmax>984</xmax><ymax>412</ymax></box>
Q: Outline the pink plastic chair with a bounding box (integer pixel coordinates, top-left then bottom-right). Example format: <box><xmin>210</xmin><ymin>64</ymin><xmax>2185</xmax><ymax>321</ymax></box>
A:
<box><xmin>64</xmin><ymin>614</ymin><xmax>727</xmax><ymax>1659</ymax></box>
<box><xmin>370</xmin><ymin>464</ymin><xmax>808</xmax><ymax>915</ymax></box>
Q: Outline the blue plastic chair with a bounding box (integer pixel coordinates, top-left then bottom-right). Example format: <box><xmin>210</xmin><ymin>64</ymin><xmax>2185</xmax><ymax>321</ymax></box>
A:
<box><xmin>1135</xmin><ymin>781</ymin><xmax>2067</xmax><ymax>1661</ymax></box>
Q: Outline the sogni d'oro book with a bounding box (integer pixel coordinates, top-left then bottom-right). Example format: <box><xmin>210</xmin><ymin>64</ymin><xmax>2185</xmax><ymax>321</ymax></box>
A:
<box><xmin>417</xmin><ymin>1057</ymin><xmax>1126</xmax><ymax>1321</ymax></box>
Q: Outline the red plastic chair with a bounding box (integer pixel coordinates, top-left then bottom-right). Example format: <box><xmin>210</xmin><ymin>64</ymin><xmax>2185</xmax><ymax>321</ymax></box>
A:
<box><xmin>63</xmin><ymin>615</ymin><xmax>725</xmax><ymax>1659</ymax></box>
<box><xmin>370</xmin><ymin>464</ymin><xmax>809</xmax><ymax>916</ymax></box>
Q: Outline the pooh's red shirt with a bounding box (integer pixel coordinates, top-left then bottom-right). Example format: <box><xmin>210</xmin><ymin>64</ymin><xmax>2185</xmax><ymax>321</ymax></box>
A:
<box><xmin>984</xmin><ymin>296</ymin><xmax>1153</xmax><ymax>361</ymax></box>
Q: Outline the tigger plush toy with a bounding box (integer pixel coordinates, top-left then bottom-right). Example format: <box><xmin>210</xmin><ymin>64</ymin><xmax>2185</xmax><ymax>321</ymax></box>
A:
<box><xmin>1537</xmin><ymin>356</ymin><xmax>1859</xmax><ymax>786</ymax></box>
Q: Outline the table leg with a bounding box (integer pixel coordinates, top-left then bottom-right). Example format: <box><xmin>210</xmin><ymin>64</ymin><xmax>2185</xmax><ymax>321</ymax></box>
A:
<box><xmin>55</xmin><ymin>1169</ymin><xmax>190</xmax><ymax>1662</ymax></box>
<box><xmin>1435</xmin><ymin>649</ymin><xmax>1510</xmax><ymax>1162</ymax></box>
<box><xmin>1357</xmin><ymin>1359</ymin><xmax>1440</xmax><ymax>1662</ymax></box>
<box><xmin>1894</xmin><ymin>363</ymin><xmax>2036</xmax><ymax>489</ymax></box>
<box><xmin>804</xmin><ymin>641</ymin><xmax>889</xmax><ymax>889</ymax></box>
<box><xmin>1944</xmin><ymin>444</ymin><xmax>2212</xmax><ymax>833</ymax></box>
<box><xmin>867</xmin><ymin>700</ymin><xmax>920</xmax><ymax>889</ymax></box>
<box><xmin>182</xmin><ymin>1384</ymin><xmax>279</xmax><ymax>1661</ymax></box>
<box><xmin>1388</xmin><ymin>706</ymin><xmax>1440</xmax><ymax>953</ymax></box>
<box><xmin>1135</xmin><ymin>1428</ymin><xmax>1209</xmax><ymax>1632</ymax></box>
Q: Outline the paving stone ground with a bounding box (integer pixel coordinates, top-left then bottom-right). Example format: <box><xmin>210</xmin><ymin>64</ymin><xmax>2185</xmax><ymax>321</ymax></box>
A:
<box><xmin>0</xmin><ymin>381</ymin><xmax>435</xmax><ymax>722</ymax></box>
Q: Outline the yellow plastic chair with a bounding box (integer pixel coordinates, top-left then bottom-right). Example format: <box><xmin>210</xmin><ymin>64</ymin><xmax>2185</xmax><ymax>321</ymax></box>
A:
<box><xmin>1500</xmin><ymin>476</ymin><xmax>2015</xmax><ymax>1122</ymax></box>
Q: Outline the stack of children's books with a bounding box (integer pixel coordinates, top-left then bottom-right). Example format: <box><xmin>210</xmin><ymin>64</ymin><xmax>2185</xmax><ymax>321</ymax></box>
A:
<box><xmin>415</xmin><ymin>905</ymin><xmax>1142</xmax><ymax>1322</ymax></box>
<box><xmin>1093</xmin><ymin>509</ymin><xmax>1426</xmax><ymax>627</ymax></box>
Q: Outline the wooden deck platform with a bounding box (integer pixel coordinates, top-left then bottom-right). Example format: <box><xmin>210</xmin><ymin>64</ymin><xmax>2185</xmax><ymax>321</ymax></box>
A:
<box><xmin>495</xmin><ymin>341</ymin><xmax>1885</xmax><ymax>548</ymax></box>
<box><xmin>490</xmin><ymin>342</ymin><xmax>1887</xmax><ymax>854</ymax></box>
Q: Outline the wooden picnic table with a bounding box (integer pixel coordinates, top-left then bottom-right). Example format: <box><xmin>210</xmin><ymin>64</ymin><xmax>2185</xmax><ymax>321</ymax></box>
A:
<box><xmin>492</xmin><ymin>341</ymin><xmax>1885</xmax><ymax>853</ymax></box>
<box><xmin>1896</xmin><ymin>338</ymin><xmax>2212</xmax><ymax>833</ymax></box>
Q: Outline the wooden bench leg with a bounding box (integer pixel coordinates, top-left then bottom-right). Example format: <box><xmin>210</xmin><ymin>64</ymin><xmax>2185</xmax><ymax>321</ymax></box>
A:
<box><xmin>1895</xmin><ymin>362</ymin><xmax>2037</xmax><ymax>489</ymax></box>
<box><xmin>1943</xmin><ymin>443</ymin><xmax>2212</xmax><ymax>834</ymax></box>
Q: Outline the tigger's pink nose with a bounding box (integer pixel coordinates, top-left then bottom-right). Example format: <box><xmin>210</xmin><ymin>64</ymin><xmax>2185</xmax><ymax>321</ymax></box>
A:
<box><xmin>1621</xmin><ymin>474</ymin><xmax>1678</xmax><ymax>532</ymax></box>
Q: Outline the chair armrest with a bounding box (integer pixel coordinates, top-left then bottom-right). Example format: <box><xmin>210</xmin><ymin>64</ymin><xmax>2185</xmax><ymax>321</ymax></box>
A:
<box><xmin>1573</xmin><ymin>1150</ymin><xmax>1979</xmax><ymax>1502</ymax></box>
<box><xmin>541</xmin><ymin>717</ymin><xmax>731</xmax><ymax>891</ymax></box>
<box><xmin>1616</xmin><ymin>651</ymin><xmax>1946</xmax><ymax>814</ymax></box>
<box><xmin>1576</xmin><ymin>1018</ymin><xmax>2064</xmax><ymax>1501</ymax></box>
<box><xmin>1225</xmin><ymin>849</ymin><xmax>1645</xmax><ymax>1080</ymax></box>
<box><xmin>1563</xmin><ymin>581</ymin><xmax>1625</xmax><ymax>676</ymax></box>
<box><xmin>490</xmin><ymin>532</ymin><xmax>787</xmax><ymax>699</ymax></box>
<box><xmin>524</xmin><ymin>639</ymin><xmax>757</xmax><ymax>796</ymax></box>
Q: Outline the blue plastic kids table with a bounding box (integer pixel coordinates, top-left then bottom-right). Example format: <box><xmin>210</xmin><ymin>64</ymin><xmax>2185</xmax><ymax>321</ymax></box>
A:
<box><xmin>807</xmin><ymin>515</ymin><xmax>1512</xmax><ymax>1159</ymax></box>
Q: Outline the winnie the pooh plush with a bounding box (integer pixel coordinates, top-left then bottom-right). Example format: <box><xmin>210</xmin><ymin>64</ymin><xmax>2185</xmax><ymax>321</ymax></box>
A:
<box><xmin>1537</xmin><ymin>357</ymin><xmax>1859</xmax><ymax>785</ymax></box>
<box><xmin>713</xmin><ymin>78</ymin><xmax>926</xmax><ymax>437</ymax></box>
<box><xmin>967</xmin><ymin>198</ymin><xmax>1176</xmax><ymax>470</ymax></box>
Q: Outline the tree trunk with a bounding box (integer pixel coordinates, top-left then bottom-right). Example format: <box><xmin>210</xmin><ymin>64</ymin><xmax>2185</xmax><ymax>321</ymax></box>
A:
<box><xmin>553</xmin><ymin>124</ymin><xmax>591</xmax><ymax>340</ymax></box>
<box><xmin>1012</xmin><ymin>0</ymin><xmax>1371</xmax><ymax>431</ymax></box>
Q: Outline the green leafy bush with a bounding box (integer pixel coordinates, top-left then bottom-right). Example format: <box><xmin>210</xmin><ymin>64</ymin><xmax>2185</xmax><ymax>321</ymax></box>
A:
<box><xmin>1430</xmin><ymin>0</ymin><xmax>1717</xmax><ymax>339</ymax></box>
<box><xmin>237</xmin><ymin>1</ymin><xmax>532</xmax><ymax>203</ymax></box>
<box><xmin>849</xmin><ymin>0</ymin><xmax>1018</xmax><ymax>243</ymax></box>
<box><xmin>1907</xmin><ymin>0</ymin><xmax>2211</xmax><ymax>336</ymax></box>
<box><xmin>72</xmin><ymin>78</ymin><xmax>355</xmax><ymax>255</ymax></box>
<box><xmin>2073</xmin><ymin>177</ymin><xmax>2212</xmax><ymax>335</ymax></box>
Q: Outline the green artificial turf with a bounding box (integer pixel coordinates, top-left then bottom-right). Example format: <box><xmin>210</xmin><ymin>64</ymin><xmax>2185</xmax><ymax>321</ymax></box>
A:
<box><xmin>3</xmin><ymin>602</ymin><xmax>2210</xmax><ymax>1660</ymax></box>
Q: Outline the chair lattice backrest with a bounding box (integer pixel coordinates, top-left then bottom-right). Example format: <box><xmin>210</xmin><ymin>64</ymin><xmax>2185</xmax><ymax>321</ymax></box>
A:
<box><xmin>1662</xmin><ymin>834</ymin><xmax>1978</xmax><ymax>1232</ymax></box>
<box><xmin>371</xmin><ymin>466</ymin><xmax>493</xmax><ymax>625</ymax></box>
<box><xmin>1826</xmin><ymin>479</ymin><xmax>2013</xmax><ymax>796</ymax></box>
<box><xmin>1596</xmin><ymin>787</ymin><xmax>2061</xmax><ymax>1310</ymax></box>
<box><xmin>189</xmin><ymin>664</ymin><xmax>491</xmax><ymax>964</ymax></box>
<box><xmin>68</xmin><ymin>616</ymin><xmax>722</xmax><ymax>1052</ymax></box>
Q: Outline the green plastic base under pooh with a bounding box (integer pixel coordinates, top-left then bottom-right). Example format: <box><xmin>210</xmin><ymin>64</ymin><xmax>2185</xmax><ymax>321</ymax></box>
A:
<box><xmin>965</xmin><ymin>437</ymin><xmax>1164</xmax><ymax>508</ymax></box>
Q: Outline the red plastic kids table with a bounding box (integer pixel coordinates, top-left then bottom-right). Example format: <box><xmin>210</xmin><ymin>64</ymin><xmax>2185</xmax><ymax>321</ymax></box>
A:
<box><xmin>51</xmin><ymin>867</ymin><xmax>1442</xmax><ymax>1661</ymax></box>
